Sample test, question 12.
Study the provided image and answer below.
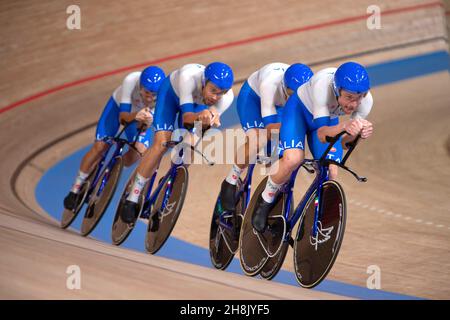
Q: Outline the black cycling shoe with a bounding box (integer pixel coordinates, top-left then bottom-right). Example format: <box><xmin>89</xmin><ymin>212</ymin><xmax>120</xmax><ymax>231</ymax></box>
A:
<box><xmin>64</xmin><ymin>191</ymin><xmax>79</xmax><ymax>211</ymax></box>
<box><xmin>251</xmin><ymin>195</ymin><xmax>274</xmax><ymax>233</ymax></box>
<box><xmin>120</xmin><ymin>200</ymin><xmax>139</xmax><ymax>224</ymax></box>
<box><xmin>219</xmin><ymin>179</ymin><xmax>238</xmax><ymax>211</ymax></box>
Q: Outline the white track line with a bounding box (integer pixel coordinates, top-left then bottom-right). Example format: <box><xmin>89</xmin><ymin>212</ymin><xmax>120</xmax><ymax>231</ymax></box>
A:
<box><xmin>349</xmin><ymin>199</ymin><xmax>449</xmax><ymax>231</ymax></box>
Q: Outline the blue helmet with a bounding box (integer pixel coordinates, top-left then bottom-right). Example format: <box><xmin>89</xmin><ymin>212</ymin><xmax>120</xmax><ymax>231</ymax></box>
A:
<box><xmin>140</xmin><ymin>66</ymin><xmax>166</xmax><ymax>92</ymax></box>
<box><xmin>333</xmin><ymin>62</ymin><xmax>370</xmax><ymax>96</ymax></box>
<box><xmin>204</xmin><ymin>62</ymin><xmax>234</xmax><ymax>90</ymax></box>
<box><xmin>284</xmin><ymin>63</ymin><xmax>314</xmax><ymax>91</ymax></box>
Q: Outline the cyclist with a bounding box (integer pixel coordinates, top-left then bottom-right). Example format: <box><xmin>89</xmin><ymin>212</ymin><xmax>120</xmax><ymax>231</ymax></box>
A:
<box><xmin>119</xmin><ymin>62</ymin><xmax>235</xmax><ymax>223</ymax></box>
<box><xmin>218</xmin><ymin>62</ymin><xmax>313</xmax><ymax>211</ymax></box>
<box><xmin>252</xmin><ymin>62</ymin><xmax>374</xmax><ymax>232</ymax></box>
<box><xmin>63</xmin><ymin>66</ymin><xmax>166</xmax><ymax>211</ymax></box>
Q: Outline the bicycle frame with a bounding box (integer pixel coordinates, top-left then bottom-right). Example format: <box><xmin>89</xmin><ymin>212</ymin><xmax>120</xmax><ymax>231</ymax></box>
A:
<box><xmin>139</xmin><ymin>158</ymin><xmax>182</xmax><ymax>219</ymax></box>
<box><xmin>139</xmin><ymin>127</ymin><xmax>208</xmax><ymax>220</ymax></box>
<box><xmin>89</xmin><ymin>122</ymin><xmax>145</xmax><ymax>202</ymax></box>
<box><xmin>275</xmin><ymin>131</ymin><xmax>364</xmax><ymax>243</ymax></box>
<box><xmin>281</xmin><ymin>162</ymin><xmax>329</xmax><ymax>241</ymax></box>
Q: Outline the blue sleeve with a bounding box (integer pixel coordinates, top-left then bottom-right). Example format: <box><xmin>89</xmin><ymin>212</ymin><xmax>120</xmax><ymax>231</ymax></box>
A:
<box><xmin>194</xmin><ymin>104</ymin><xmax>208</xmax><ymax>112</ymax></box>
<box><xmin>262</xmin><ymin>114</ymin><xmax>280</xmax><ymax>126</ymax></box>
<box><xmin>119</xmin><ymin>103</ymin><xmax>132</xmax><ymax>114</ymax></box>
<box><xmin>313</xmin><ymin>116</ymin><xmax>330</xmax><ymax>129</ymax></box>
<box><xmin>180</xmin><ymin>103</ymin><xmax>195</xmax><ymax>114</ymax></box>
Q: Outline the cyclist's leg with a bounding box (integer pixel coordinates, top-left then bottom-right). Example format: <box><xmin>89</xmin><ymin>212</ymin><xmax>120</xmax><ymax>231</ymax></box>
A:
<box><xmin>64</xmin><ymin>97</ymin><xmax>117</xmax><ymax>209</ymax></box>
<box><xmin>135</xmin><ymin>130</ymin><xmax>171</xmax><ymax>179</ymax></box>
<box><xmin>251</xmin><ymin>94</ymin><xmax>307</xmax><ymax>232</ymax></box>
<box><xmin>119</xmin><ymin>77</ymin><xmax>181</xmax><ymax>223</ymax></box>
<box><xmin>308</xmin><ymin>117</ymin><xmax>343</xmax><ymax>180</ymax></box>
<box><xmin>82</xmin><ymin>96</ymin><xmax>119</xmax><ymax>174</ymax></box>
<box><xmin>220</xmin><ymin>81</ymin><xmax>262</xmax><ymax>210</ymax></box>
<box><xmin>266</xmin><ymin>94</ymin><xmax>307</xmax><ymax>197</ymax></box>
<box><xmin>235</xmin><ymin>81</ymin><xmax>265</xmax><ymax>169</ymax></box>
<box><xmin>125</xmin><ymin>77</ymin><xmax>178</xmax><ymax>206</ymax></box>
<box><xmin>68</xmin><ymin>98</ymin><xmax>114</xmax><ymax>191</ymax></box>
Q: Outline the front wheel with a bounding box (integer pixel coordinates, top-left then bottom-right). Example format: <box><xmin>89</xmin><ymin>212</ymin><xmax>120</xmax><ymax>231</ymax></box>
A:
<box><xmin>293</xmin><ymin>180</ymin><xmax>346</xmax><ymax>288</ymax></box>
<box><xmin>145</xmin><ymin>165</ymin><xmax>189</xmax><ymax>254</ymax></box>
<box><xmin>60</xmin><ymin>165</ymin><xmax>100</xmax><ymax>229</ymax></box>
<box><xmin>239</xmin><ymin>177</ymin><xmax>289</xmax><ymax>277</ymax></box>
<box><xmin>81</xmin><ymin>156</ymin><xmax>123</xmax><ymax>237</ymax></box>
<box><xmin>209</xmin><ymin>179</ymin><xmax>245</xmax><ymax>270</ymax></box>
<box><xmin>111</xmin><ymin>168</ymin><xmax>150</xmax><ymax>246</ymax></box>
<box><xmin>259</xmin><ymin>194</ymin><xmax>294</xmax><ymax>280</ymax></box>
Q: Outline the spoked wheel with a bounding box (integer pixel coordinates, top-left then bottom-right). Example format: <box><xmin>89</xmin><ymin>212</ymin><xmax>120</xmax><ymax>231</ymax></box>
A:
<box><xmin>293</xmin><ymin>180</ymin><xmax>346</xmax><ymax>288</ymax></box>
<box><xmin>260</xmin><ymin>195</ymin><xmax>294</xmax><ymax>280</ymax></box>
<box><xmin>239</xmin><ymin>177</ymin><xmax>287</xmax><ymax>276</ymax></box>
<box><xmin>80</xmin><ymin>157</ymin><xmax>123</xmax><ymax>237</ymax></box>
<box><xmin>145</xmin><ymin>165</ymin><xmax>189</xmax><ymax>254</ymax></box>
<box><xmin>111</xmin><ymin>169</ymin><xmax>150</xmax><ymax>246</ymax></box>
<box><xmin>60</xmin><ymin>165</ymin><xmax>100</xmax><ymax>229</ymax></box>
<box><xmin>209</xmin><ymin>179</ymin><xmax>245</xmax><ymax>270</ymax></box>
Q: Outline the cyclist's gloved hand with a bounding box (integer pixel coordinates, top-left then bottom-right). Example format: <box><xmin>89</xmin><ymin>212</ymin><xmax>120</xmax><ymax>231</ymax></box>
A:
<box><xmin>136</xmin><ymin>107</ymin><xmax>153</xmax><ymax>128</ymax></box>
<box><xmin>209</xmin><ymin>107</ymin><xmax>221</xmax><ymax>127</ymax></box>
<box><xmin>343</xmin><ymin>118</ymin><xmax>363</xmax><ymax>137</ymax></box>
<box><xmin>359</xmin><ymin>119</ymin><xmax>373</xmax><ymax>139</ymax></box>
<box><xmin>197</xmin><ymin>109</ymin><xmax>213</xmax><ymax>126</ymax></box>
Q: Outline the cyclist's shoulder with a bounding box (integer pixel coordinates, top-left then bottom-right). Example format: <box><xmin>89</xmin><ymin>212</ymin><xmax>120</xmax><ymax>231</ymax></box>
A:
<box><xmin>122</xmin><ymin>71</ymin><xmax>141</xmax><ymax>85</ymax></box>
<box><xmin>179</xmin><ymin>63</ymin><xmax>205</xmax><ymax>74</ymax></box>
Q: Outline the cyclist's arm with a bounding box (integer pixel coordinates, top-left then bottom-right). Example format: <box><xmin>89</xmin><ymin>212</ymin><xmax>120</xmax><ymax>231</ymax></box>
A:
<box><xmin>317</xmin><ymin>120</ymin><xmax>346</xmax><ymax>143</ymax></box>
<box><xmin>176</xmin><ymin>72</ymin><xmax>198</xmax><ymax>127</ymax></box>
<box><xmin>118</xmin><ymin>73</ymin><xmax>139</xmax><ymax>125</ymax></box>
<box><xmin>351</xmin><ymin>92</ymin><xmax>373</xmax><ymax>120</ymax></box>
<box><xmin>317</xmin><ymin>120</ymin><xmax>363</xmax><ymax>147</ymax></box>
<box><xmin>343</xmin><ymin>92</ymin><xmax>374</xmax><ymax>144</ymax></box>
<box><xmin>211</xmin><ymin>89</ymin><xmax>234</xmax><ymax>115</ymax></box>
<box><xmin>208</xmin><ymin>89</ymin><xmax>234</xmax><ymax>126</ymax></box>
<box><xmin>259</xmin><ymin>80</ymin><xmax>280</xmax><ymax>128</ymax></box>
<box><xmin>119</xmin><ymin>111</ymin><xmax>138</xmax><ymax>125</ymax></box>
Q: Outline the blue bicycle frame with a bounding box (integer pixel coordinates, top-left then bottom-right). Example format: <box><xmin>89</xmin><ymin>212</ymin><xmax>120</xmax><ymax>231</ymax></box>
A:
<box><xmin>88</xmin><ymin>122</ymin><xmax>145</xmax><ymax>202</ymax></box>
<box><xmin>279</xmin><ymin>161</ymin><xmax>329</xmax><ymax>241</ymax></box>
<box><xmin>139</xmin><ymin>155</ymin><xmax>183</xmax><ymax>220</ymax></box>
<box><xmin>274</xmin><ymin>131</ymin><xmax>363</xmax><ymax>242</ymax></box>
<box><xmin>138</xmin><ymin>127</ymin><xmax>208</xmax><ymax>220</ymax></box>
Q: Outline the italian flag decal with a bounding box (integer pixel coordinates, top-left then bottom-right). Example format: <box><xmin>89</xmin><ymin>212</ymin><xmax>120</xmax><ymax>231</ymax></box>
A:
<box><xmin>314</xmin><ymin>197</ymin><xmax>319</xmax><ymax>207</ymax></box>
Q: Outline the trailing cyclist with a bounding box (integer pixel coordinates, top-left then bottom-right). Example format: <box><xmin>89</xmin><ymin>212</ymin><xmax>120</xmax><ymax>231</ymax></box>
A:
<box><xmin>63</xmin><ymin>66</ymin><xmax>166</xmax><ymax>211</ymax></box>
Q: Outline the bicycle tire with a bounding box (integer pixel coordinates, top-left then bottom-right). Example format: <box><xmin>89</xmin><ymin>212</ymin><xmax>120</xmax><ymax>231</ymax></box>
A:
<box><xmin>239</xmin><ymin>177</ymin><xmax>276</xmax><ymax>276</ymax></box>
<box><xmin>145</xmin><ymin>165</ymin><xmax>189</xmax><ymax>254</ymax></box>
<box><xmin>293</xmin><ymin>180</ymin><xmax>346</xmax><ymax>288</ymax></box>
<box><xmin>81</xmin><ymin>157</ymin><xmax>123</xmax><ymax>236</ymax></box>
<box><xmin>60</xmin><ymin>164</ymin><xmax>100</xmax><ymax>229</ymax></box>
<box><xmin>111</xmin><ymin>168</ymin><xmax>149</xmax><ymax>245</ymax></box>
<box><xmin>260</xmin><ymin>195</ymin><xmax>294</xmax><ymax>280</ymax></box>
<box><xmin>209</xmin><ymin>179</ymin><xmax>244</xmax><ymax>270</ymax></box>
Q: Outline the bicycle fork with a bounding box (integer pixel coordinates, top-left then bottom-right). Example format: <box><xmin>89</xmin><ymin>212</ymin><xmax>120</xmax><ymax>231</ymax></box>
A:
<box><xmin>311</xmin><ymin>166</ymin><xmax>329</xmax><ymax>238</ymax></box>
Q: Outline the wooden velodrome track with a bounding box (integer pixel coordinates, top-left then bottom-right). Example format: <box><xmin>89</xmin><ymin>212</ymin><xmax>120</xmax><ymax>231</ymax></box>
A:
<box><xmin>1</xmin><ymin>0</ymin><xmax>449</xmax><ymax>299</ymax></box>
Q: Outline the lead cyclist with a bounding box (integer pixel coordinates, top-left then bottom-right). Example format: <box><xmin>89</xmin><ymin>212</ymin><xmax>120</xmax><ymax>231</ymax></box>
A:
<box><xmin>218</xmin><ymin>62</ymin><xmax>314</xmax><ymax>212</ymax></box>
<box><xmin>251</xmin><ymin>62</ymin><xmax>375</xmax><ymax>233</ymax></box>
